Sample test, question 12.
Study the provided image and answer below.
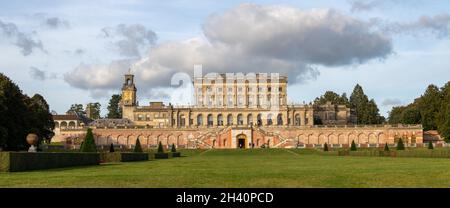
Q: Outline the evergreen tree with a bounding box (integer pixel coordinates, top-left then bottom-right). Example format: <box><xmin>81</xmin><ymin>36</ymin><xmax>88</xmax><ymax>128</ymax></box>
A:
<box><xmin>66</xmin><ymin>104</ymin><xmax>84</xmax><ymax>115</ymax></box>
<box><xmin>396</xmin><ymin>138</ymin><xmax>405</xmax><ymax>150</ymax></box>
<box><xmin>171</xmin><ymin>143</ymin><xmax>177</xmax><ymax>153</ymax></box>
<box><xmin>350</xmin><ymin>84</ymin><xmax>383</xmax><ymax>124</ymax></box>
<box><xmin>80</xmin><ymin>128</ymin><xmax>97</xmax><ymax>152</ymax></box>
<box><xmin>350</xmin><ymin>140</ymin><xmax>357</xmax><ymax>151</ymax></box>
<box><xmin>107</xmin><ymin>94</ymin><xmax>122</xmax><ymax>118</ymax></box>
<box><xmin>134</xmin><ymin>138</ymin><xmax>143</xmax><ymax>153</ymax></box>
<box><xmin>157</xmin><ymin>141</ymin><xmax>164</xmax><ymax>153</ymax></box>
<box><xmin>428</xmin><ymin>141</ymin><xmax>434</xmax><ymax>149</ymax></box>
<box><xmin>109</xmin><ymin>143</ymin><xmax>115</xmax><ymax>152</ymax></box>
<box><xmin>323</xmin><ymin>143</ymin><xmax>329</xmax><ymax>151</ymax></box>
<box><xmin>384</xmin><ymin>143</ymin><xmax>389</xmax><ymax>151</ymax></box>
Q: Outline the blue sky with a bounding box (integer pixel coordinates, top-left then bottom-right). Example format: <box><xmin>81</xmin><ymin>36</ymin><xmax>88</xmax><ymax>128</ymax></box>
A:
<box><xmin>1</xmin><ymin>0</ymin><xmax>449</xmax><ymax>117</ymax></box>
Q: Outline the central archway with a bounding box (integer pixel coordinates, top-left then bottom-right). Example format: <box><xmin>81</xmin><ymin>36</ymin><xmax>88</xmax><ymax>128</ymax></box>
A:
<box><xmin>236</xmin><ymin>134</ymin><xmax>247</xmax><ymax>149</ymax></box>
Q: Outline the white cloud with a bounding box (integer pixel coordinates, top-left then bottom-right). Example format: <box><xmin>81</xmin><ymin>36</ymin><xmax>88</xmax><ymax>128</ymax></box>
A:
<box><xmin>382</xmin><ymin>98</ymin><xmax>402</xmax><ymax>106</ymax></box>
<box><xmin>64</xmin><ymin>4</ymin><xmax>393</xmax><ymax>98</ymax></box>
<box><xmin>101</xmin><ymin>24</ymin><xmax>157</xmax><ymax>57</ymax></box>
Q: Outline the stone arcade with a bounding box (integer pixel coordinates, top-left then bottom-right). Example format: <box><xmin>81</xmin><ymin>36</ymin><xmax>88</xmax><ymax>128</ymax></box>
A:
<box><xmin>54</xmin><ymin>72</ymin><xmax>423</xmax><ymax>149</ymax></box>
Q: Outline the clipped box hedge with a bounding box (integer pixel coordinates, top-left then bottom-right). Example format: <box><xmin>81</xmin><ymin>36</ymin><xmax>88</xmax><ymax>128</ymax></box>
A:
<box><xmin>0</xmin><ymin>152</ymin><xmax>99</xmax><ymax>172</ymax></box>
<box><xmin>170</xmin><ymin>152</ymin><xmax>181</xmax><ymax>157</ymax></box>
<box><xmin>154</xmin><ymin>152</ymin><xmax>170</xmax><ymax>159</ymax></box>
<box><xmin>100</xmin><ymin>152</ymin><xmax>149</xmax><ymax>163</ymax></box>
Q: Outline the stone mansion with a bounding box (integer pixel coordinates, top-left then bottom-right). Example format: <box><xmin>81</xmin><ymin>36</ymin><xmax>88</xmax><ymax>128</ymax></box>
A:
<box><xmin>53</xmin><ymin>72</ymin><xmax>423</xmax><ymax>149</ymax></box>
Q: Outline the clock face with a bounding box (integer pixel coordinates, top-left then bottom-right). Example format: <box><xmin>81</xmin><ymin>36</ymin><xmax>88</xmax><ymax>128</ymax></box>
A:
<box><xmin>123</xmin><ymin>91</ymin><xmax>132</xmax><ymax>101</ymax></box>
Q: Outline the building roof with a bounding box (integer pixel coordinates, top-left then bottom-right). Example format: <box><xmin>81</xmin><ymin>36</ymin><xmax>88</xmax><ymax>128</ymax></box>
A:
<box><xmin>53</xmin><ymin>114</ymin><xmax>79</xmax><ymax>120</ymax></box>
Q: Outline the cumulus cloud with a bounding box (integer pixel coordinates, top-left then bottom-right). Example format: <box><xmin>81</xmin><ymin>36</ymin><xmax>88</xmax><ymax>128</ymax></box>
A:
<box><xmin>45</xmin><ymin>17</ymin><xmax>70</xmax><ymax>29</ymax></box>
<box><xmin>65</xmin><ymin>4</ymin><xmax>393</xmax><ymax>98</ymax></box>
<box><xmin>101</xmin><ymin>24</ymin><xmax>157</xmax><ymax>57</ymax></box>
<box><xmin>382</xmin><ymin>98</ymin><xmax>402</xmax><ymax>106</ymax></box>
<box><xmin>349</xmin><ymin>0</ymin><xmax>382</xmax><ymax>12</ymax></box>
<box><xmin>382</xmin><ymin>14</ymin><xmax>450</xmax><ymax>38</ymax></box>
<box><xmin>0</xmin><ymin>20</ymin><xmax>45</xmax><ymax>56</ymax></box>
<box><xmin>29</xmin><ymin>67</ymin><xmax>58</xmax><ymax>81</ymax></box>
<box><xmin>64</xmin><ymin>60</ymin><xmax>133</xmax><ymax>90</ymax></box>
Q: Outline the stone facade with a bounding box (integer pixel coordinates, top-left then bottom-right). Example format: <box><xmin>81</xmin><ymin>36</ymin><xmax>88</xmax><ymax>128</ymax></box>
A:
<box><xmin>53</xmin><ymin>72</ymin><xmax>424</xmax><ymax>149</ymax></box>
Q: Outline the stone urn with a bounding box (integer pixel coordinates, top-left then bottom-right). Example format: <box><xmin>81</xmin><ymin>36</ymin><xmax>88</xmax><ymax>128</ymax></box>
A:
<box><xmin>26</xmin><ymin>133</ymin><xmax>38</xmax><ymax>152</ymax></box>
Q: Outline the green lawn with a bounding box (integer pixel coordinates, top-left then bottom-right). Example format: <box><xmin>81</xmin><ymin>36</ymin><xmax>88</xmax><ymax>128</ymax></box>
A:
<box><xmin>1</xmin><ymin>149</ymin><xmax>450</xmax><ymax>188</ymax></box>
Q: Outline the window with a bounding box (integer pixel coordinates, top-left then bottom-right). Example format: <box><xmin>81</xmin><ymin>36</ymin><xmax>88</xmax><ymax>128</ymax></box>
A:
<box><xmin>238</xmin><ymin>87</ymin><xmax>243</xmax><ymax>92</ymax></box>
<box><xmin>279</xmin><ymin>87</ymin><xmax>282</xmax><ymax>92</ymax></box>
<box><xmin>217</xmin><ymin>87</ymin><xmax>222</xmax><ymax>92</ymax></box>
<box><xmin>228</xmin><ymin>87</ymin><xmax>233</xmax><ymax>92</ymax></box>
<box><xmin>268</xmin><ymin>87</ymin><xmax>271</xmax><ymax>92</ymax></box>
<box><xmin>138</xmin><ymin>114</ymin><xmax>143</xmax><ymax>121</ymax></box>
<box><xmin>146</xmin><ymin>114</ymin><xmax>151</xmax><ymax>121</ymax></box>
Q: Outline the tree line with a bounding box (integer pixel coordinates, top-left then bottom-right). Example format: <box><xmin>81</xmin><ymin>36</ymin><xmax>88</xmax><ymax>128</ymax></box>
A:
<box><xmin>388</xmin><ymin>82</ymin><xmax>450</xmax><ymax>142</ymax></box>
<box><xmin>0</xmin><ymin>73</ymin><xmax>54</xmax><ymax>150</ymax></box>
<box><xmin>66</xmin><ymin>94</ymin><xmax>122</xmax><ymax>119</ymax></box>
<box><xmin>314</xmin><ymin>84</ymin><xmax>385</xmax><ymax>125</ymax></box>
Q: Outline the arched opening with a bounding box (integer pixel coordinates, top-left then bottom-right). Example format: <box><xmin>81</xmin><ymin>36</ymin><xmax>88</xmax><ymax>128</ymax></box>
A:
<box><xmin>247</xmin><ymin>114</ymin><xmax>253</xmax><ymax>126</ymax></box>
<box><xmin>54</xmin><ymin>122</ymin><xmax>60</xmax><ymax>128</ymax></box>
<box><xmin>237</xmin><ymin>114</ymin><xmax>243</xmax><ymax>125</ymax></box>
<box><xmin>217</xmin><ymin>114</ymin><xmax>224</xmax><ymax>126</ymax></box>
<box><xmin>207</xmin><ymin>114</ymin><xmax>213</xmax><ymax>126</ymax></box>
<box><xmin>68</xmin><ymin>121</ymin><xmax>76</xmax><ymax>129</ymax></box>
<box><xmin>267</xmin><ymin>114</ymin><xmax>273</xmax><ymax>126</ymax></box>
<box><xmin>60</xmin><ymin>121</ymin><xmax>67</xmax><ymax>129</ymax></box>
<box><xmin>236</xmin><ymin>134</ymin><xmax>247</xmax><ymax>149</ymax></box>
<box><xmin>197</xmin><ymin>114</ymin><xmax>203</xmax><ymax>126</ymax></box>
<box><xmin>227</xmin><ymin>114</ymin><xmax>233</xmax><ymax>126</ymax></box>
<box><xmin>277</xmin><ymin>114</ymin><xmax>283</xmax><ymax>126</ymax></box>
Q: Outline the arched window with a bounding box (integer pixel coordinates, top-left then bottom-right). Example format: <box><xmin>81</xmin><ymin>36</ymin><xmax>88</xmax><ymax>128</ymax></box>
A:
<box><xmin>197</xmin><ymin>114</ymin><xmax>203</xmax><ymax>126</ymax></box>
<box><xmin>277</xmin><ymin>114</ymin><xmax>283</xmax><ymax>126</ymax></box>
<box><xmin>217</xmin><ymin>114</ymin><xmax>223</xmax><ymax>126</ymax></box>
<box><xmin>247</xmin><ymin>114</ymin><xmax>253</xmax><ymax>126</ymax></box>
<box><xmin>267</xmin><ymin>114</ymin><xmax>273</xmax><ymax>126</ymax></box>
<box><xmin>295</xmin><ymin>114</ymin><xmax>301</xmax><ymax>126</ymax></box>
<box><xmin>227</xmin><ymin>114</ymin><xmax>233</xmax><ymax>126</ymax></box>
<box><xmin>237</xmin><ymin>114</ymin><xmax>243</xmax><ymax>125</ymax></box>
<box><xmin>207</xmin><ymin>114</ymin><xmax>213</xmax><ymax>126</ymax></box>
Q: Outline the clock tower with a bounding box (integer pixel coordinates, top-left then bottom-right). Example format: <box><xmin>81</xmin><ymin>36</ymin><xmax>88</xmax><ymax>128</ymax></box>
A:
<box><xmin>122</xmin><ymin>72</ymin><xmax>137</xmax><ymax>106</ymax></box>
<box><xmin>121</xmin><ymin>71</ymin><xmax>137</xmax><ymax>121</ymax></box>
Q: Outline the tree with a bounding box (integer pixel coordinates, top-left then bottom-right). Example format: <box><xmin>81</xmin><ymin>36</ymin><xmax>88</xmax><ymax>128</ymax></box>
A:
<box><xmin>0</xmin><ymin>73</ymin><xmax>54</xmax><ymax>150</ymax></box>
<box><xmin>107</xmin><ymin>94</ymin><xmax>122</xmax><ymax>119</ymax></box>
<box><xmin>314</xmin><ymin>91</ymin><xmax>350</xmax><ymax>106</ymax></box>
<box><xmin>428</xmin><ymin>141</ymin><xmax>434</xmax><ymax>150</ymax></box>
<box><xmin>384</xmin><ymin>143</ymin><xmax>389</xmax><ymax>151</ymax></box>
<box><xmin>350</xmin><ymin>84</ymin><xmax>383</xmax><ymax>124</ymax></box>
<box><xmin>350</xmin><ymin>140</ymin><xmax>357</xmax><ymax>151</ymax></box>
<box><xmin>157</xmin><ymin>141</ymin><xmax>164</xmax><ymax>153</ymax></box>
<box><xmin>25</xmin><ymin>94</ymin><xmax>55</xmax><ymax>144</ymax></box>
<box><xmin>388</xmin><ymin>106</ymin><xmax>407</xmax><ymax>124</ymax></box>
<box><xmin>109</xmin><ymin>143</ymin><xmax>115</xmax><ymax>152</ymax></box>
<box><xmin>80</xmin><ymin>128</ymin><xmax>97</xmax><ymax>152</ymax></box>
<box><xmin>134</xmin><ymin>138</ymin><xmax>143</xmax><ymax>153</ymax></box>
<box><xmin>67</xmin><ymin>104</ymin><xmax>84</xmax><ymax>115</ymax></box>
<box><xmin>171</xmin><ymin>143</ymin><xmax>177</xmax><ymax>153</ymax></box>
<box><xmin>396</xmin><ymin>138</ymin><xmax>405</xmax><ymax>150</ymax></box>
<box><xmin>416</xmin><ymin>85</ymin><xmax>442</xmax><ymax>130</ymax></box>
<box><xmin>402</xmin><ymin>106</ymin><xmax>422</xmax><ymax>124</ymax></box>
<box><xmin>86</xmin><ymin>102</ymin><xmax>101</xmax><ymax>119</ymax></box>
<box><xmin>323</xmin><ymin>143</ymin><xmax>329</xmax><ymax>151</ymax></box>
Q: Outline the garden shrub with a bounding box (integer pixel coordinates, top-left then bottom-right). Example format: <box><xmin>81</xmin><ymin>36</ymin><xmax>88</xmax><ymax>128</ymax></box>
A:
<box><xmin>350</xmin><ymin>140</ymin><xmax>357</xmax><ymax>151</ymax></box>
<box><xmin>134</xmin><ymin>138</ymin><xmax>143</xmax><ymax>153</ymax></box>
<box><xmin>397</xmin><ymin>138</ymin><xmax>405</xmax><ymax>150</ymax></box>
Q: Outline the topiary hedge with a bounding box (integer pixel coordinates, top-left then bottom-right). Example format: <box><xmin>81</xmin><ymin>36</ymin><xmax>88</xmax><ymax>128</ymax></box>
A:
<box><xmin>100</xmin><ymin>152</ymin><xmax>149</xmax><ymax>163</ymax></box>
<box><xmin>0</xmin><ymin>152</ymin><xmax>99</xmax><ymax>172</ymax></box>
